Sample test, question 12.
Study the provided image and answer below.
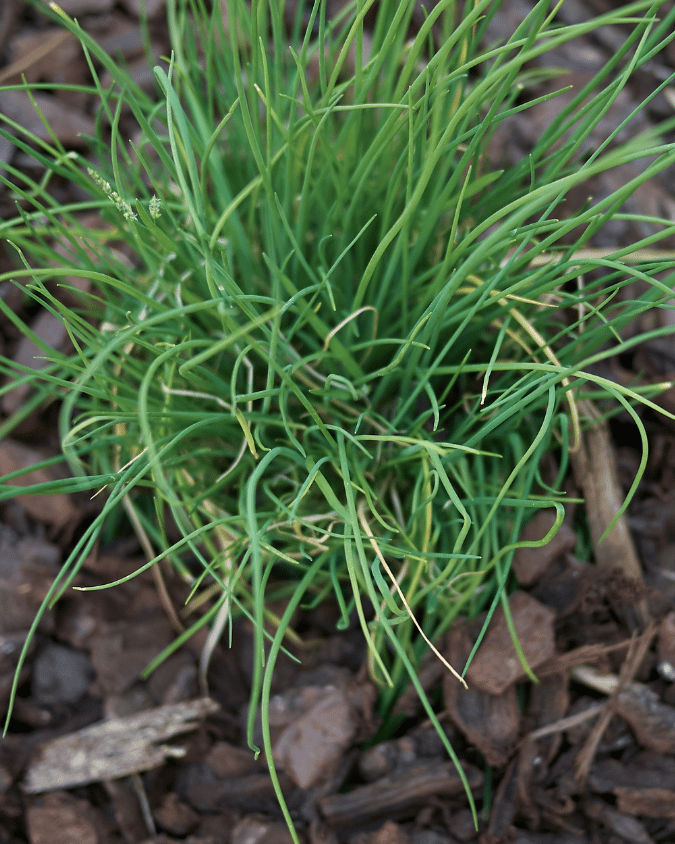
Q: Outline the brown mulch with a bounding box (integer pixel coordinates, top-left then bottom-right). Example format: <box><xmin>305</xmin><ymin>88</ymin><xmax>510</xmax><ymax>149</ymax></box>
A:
<box><xmin>3</xmin><ymin>1</ymin><xmax>675</xmax><ymax>843</ymax></box>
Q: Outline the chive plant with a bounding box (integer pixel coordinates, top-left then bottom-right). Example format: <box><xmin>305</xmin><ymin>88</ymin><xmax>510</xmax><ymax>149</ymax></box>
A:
<box><xmin>3</xmin><ymin>0</ymin><xmax>675</xmax><ymax>834</ymax></box>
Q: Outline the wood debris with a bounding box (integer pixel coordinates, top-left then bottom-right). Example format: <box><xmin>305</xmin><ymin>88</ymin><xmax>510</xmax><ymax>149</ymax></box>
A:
<box><xmin>23</xmin><ymin>697</ymin><xmax>219</xmax><ymax>793</ymax></box>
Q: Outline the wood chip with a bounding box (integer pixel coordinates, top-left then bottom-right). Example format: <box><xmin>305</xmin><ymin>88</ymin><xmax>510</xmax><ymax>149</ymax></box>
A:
<box><xmin>0</xmin><ymin>29</ymin><xmax>78</xmax><ymax>86</ymax></box>
<box><xmin>613</xmin><ymin>684</ymin><xmax>675</xmax><ymax>754</ymax></box>
<box><xmin>23</xmin><ymin>698</ymin><xmax>219</xmax><ymax>793</ymax></box>
<box><xmin>464</xmin><ymin>591</ymin><xmax>556</xmax><ymax>695</ymax></box>
<box><xmin>570</xmin><ymin>404</ymin><xmax>649</xmax><ymax>627</ymax></box>
<box><xmin>0</xmin><ymin>440</ymin><xmax>79</xmax><ymax>531</ymax></box>
<box><xmin>318</xmin><ymin>761</ymin><xmax>482</xmax><ymax>827</ymax></box>
<box><xmin>0</xmin><ymin>91</ymin><xmax>95</xmax><ymax>146</ymax></box>
<box><xmin>657</xmin><ymin>611</ymin><xmax>675</xmax><ymax>677</ymax></box>
<box><xmin>614</xmin><ymin>786</ymin><xmax>675</xmax><ymax>819</ymax></box>
<box><xmin>585</xmin><ymin>798</ymin><xmax>656</xmax><ymax>844</ymax></box>
<box><xmin>273</xmin><ymin>685</ymin><xmax>360</xmax><ymax>789</ymax></box>
<box><xmin>512</xmin><ymin>510</ymin><xmax>577</xmax><ymax>586</ymax></box>
<box><xmin>2</xmin><ymin>310</ymin><xmax>72</xmax><ymax>415</ymax></box>
<box><xmin>444</xmin><ymin>626</ymin><xmax>520</xmax><ymax>766</ymax></box>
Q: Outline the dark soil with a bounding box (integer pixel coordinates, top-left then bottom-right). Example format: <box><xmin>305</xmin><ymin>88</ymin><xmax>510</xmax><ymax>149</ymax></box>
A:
<box><xmin>2</xmin><ymin>2</ymin><xmax>675</xmax><ymax>843</ymax></box>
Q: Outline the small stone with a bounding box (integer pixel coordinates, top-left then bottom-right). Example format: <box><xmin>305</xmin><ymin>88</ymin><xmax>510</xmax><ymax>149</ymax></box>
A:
<box><xmin>32</xmin><ymin>643</ymin><xmax>93</xmax><ymax>705</ymax></box>
<box><xmin>0</xmin><ymin>528</ymin><xmax>60</xmax><ymax>635</ymax></box>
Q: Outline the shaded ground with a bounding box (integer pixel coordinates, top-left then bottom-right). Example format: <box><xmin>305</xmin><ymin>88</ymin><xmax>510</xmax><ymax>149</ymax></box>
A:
<box><xmin>2</xmin><ymin>1</ymin><xmax>675</xmax><ymax>843</ymax></box>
